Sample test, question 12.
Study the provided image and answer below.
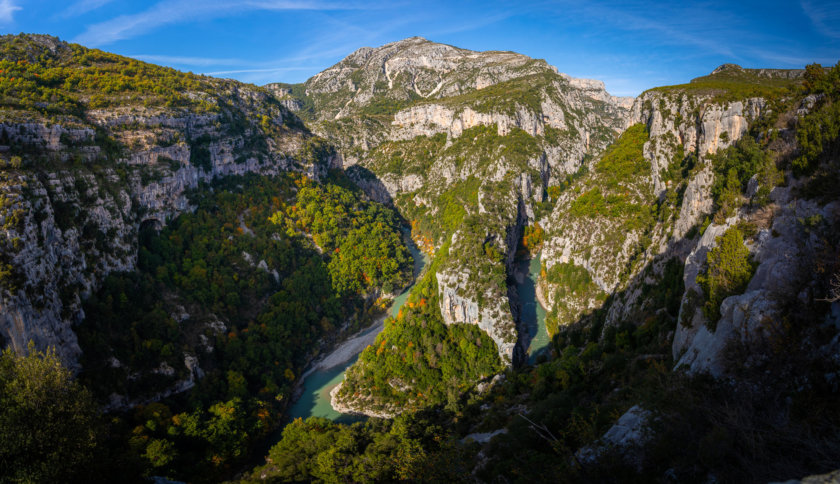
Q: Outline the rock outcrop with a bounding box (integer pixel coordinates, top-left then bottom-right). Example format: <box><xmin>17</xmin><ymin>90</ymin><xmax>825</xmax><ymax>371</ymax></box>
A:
<box><xmin>539</xmin><ymin>87</ymin><xmax>768</xmax><ymax>333</ymax></box>
<box><xmin>296</xmin><ymin>37</ymin><xmax>633</xmax><ymax>373</ymax></box>
<box><xmin>674</xmin><ymin>193</ymin><xmax>840</xmax><ymax>375</ymax></box>
<box><xmin>576</xmin><ymin>405</ymin><xmax>653</xmax><ymax>470</ymax></box>
<box><xmin>0</xmin><ymin>42</ymin><xmax>325</xmax><ymax>367</ymax></box>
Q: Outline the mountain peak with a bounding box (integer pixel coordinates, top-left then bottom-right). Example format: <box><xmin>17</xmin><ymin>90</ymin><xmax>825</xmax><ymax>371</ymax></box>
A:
<box><xmin>303</xmin><ymin>38</ymin><xmax>554</xmax><ymax>120</ymax></box>
<box><xmin>394</xmin><ymin>35</ymin><xmax>428</xmax><ymax>43</ymax></box>
<box><xmin>710</xmin><ymin>63</ymin><xmax>743</xmax><ymax>75</ymax></box>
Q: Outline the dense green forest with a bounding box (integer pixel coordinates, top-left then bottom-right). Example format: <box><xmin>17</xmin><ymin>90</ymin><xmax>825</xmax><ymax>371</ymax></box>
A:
<box><xmin>0</xmin><ymin>33</ymin><xmax>224</xmax><ymax>117</ymax></box>
<box><xmin>73</xmin><ymin>171</ymin><xmax>412</xmax><ymax>480</ymax></box>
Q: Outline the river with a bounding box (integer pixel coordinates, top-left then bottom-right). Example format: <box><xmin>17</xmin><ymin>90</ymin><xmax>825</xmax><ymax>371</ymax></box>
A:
<box><xmin>284</xmin><ymin>244</ymin><xmax>548</xmax><ymax>424</ymax></box>
<box><xmin>514</xmin><ymin>253</ymin><xmax>550</xmax><ymax>364</ymax></box>
<box><xmin>285</xmin><ymin>231</ymin><xmax>429</xmax><ymax>423</ymax></box>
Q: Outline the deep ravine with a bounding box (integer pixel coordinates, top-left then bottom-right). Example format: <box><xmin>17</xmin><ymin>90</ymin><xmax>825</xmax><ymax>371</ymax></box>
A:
<box><xmin>287</xmin><ymin>230</ymin><xmax>429</xmax><ymax>422</ymax></box>
<box><xmin>514</xmin><ymin>253</ymin><xmax>550</xmax><ymax>364</ymax></box>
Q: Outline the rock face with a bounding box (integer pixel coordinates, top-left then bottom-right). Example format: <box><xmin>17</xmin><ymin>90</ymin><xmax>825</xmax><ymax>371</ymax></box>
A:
<box><xmin>576</xmin><ymin>405</ymin><xmax>653</xmax><ymax>470</ymax></box>
<box><xmin>437</xmin><ymin>265</ymin><xmax>519</xmax><ymax>364</ymax></box>
<box><xmin>392</xmin><ymin>103</ymin><xmax>550</xmax><ymax>139</ymax></box>
<box><xmin>301</xmin><ymin>36</ymin><xmax>632</xmax><ymax>183</ymax></box>
<box><xmin>539</xmin><ymin>88</ymin><xmax>768</xmax><ymax>333</ymax></box>
<box><xmin>329</xmin><ymin>381</ymin><xmax>396</xmax><ymax>419</ymax></box>
<box><xmin>294</xmin><ymin>37</ymin><xmax>633</xmax><ymax>373</ymax></box>
<box><xmin>674</xmin><ymin>194</ymin><xmax>840</xmax><ymax>376</ymax></box>
<box><xmin>0</xmin><ymin>43</ymin><xmax>324</xmax><ymax>367</ymax></box>
<box><xmin>0</xmin><ymin>164</ymin><xmax>135</xmax><ymax>366</ymax></box>
<box><xmin>304</xmin><ymin>37</ymin><xmax>550</xmax><ymax>120</ymax></box>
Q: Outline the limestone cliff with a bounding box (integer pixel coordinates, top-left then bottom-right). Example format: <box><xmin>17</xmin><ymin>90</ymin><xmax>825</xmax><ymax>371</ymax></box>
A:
<box><xmin>289</xmin><ymin>37</ymin><xmax>632</xmax><ymax>374</ymax></box>
<box><xmin>0</xmin><ymin>35</ymin><xmax>326</xmax><ymax>367</ymax></box>
<box><xmin>539</xmin><ymin>83</ymin><xmax>769</xmax><ymax>336</ymax></box>
<box><xmin>674</xmin><ymin>190</ymin><xmax>840</xmax><ymax>376</ymax></box>
<box><xmin>536</xmin><ymin>63</ymin><xmax>840</xmax><ymax>388</ymax></box>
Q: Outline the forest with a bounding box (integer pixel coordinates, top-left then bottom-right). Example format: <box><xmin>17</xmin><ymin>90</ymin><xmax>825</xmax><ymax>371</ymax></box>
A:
<box><xmin>70</xmin><ymin>171</ymin><xmax>412</xmax><ymax>480</ymax></box>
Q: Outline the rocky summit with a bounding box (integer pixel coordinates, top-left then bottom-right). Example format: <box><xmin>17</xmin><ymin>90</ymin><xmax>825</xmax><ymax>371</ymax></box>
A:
<box><xmin>1</xmin><ymin>32</ymin><xmax>839</xmax><ymax>484</ymax></box>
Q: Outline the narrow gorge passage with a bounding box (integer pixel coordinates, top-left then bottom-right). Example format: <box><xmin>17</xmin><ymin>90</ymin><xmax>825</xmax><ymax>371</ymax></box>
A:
<box><xmin>514</xmin><ymin>253</ymin><xmax>550</xmax><ymax>364</ymax></box>
<box><xmin>287</xmin><ymin>230</ymin><xmax>429</xmax><ymax>422</ymax></box>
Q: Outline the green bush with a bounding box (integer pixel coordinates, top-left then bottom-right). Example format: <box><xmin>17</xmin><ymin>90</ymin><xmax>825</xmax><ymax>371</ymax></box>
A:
<box><xmin>595</xmin><ymin>123</ymin><xmax>650</xmax><ymax>187</ymax></box>
<box><xmin>696</xmin><ymin>227</ymin><xmax>756</xmax><ymax>329</ymax></box>
<box><xmin>710</xmin><ymin>136</ymin><xmax>778</xmax><ymax>221</ymax></box>
<box><xmin>794</xmin><ymin>97</ymin><xmax>840</xmax><ymax>176</ymax></box>
<box><xmin>0</xmin><ymin>344</ymin><xmax>103</xmax><ymax>483</ymax></box>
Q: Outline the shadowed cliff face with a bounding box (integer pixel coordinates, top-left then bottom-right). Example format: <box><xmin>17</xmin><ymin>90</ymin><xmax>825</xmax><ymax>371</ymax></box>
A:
<box><xmin>0</xmin><ymin>34</ymin><xmax>326</xmax><ymax>366</ymax></box>
<box><xmin>539</xmin><ymin>90</ymin><xmax>769</xmax><ymax>337</ymax></box>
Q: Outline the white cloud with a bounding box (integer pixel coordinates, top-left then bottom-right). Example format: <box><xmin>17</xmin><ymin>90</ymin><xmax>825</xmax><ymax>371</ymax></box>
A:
<box><xmin>0</xmin><ymin>0</ymin><xmax>21</xmax><ymax>24</ymax></box>
<box><xmin>129</xmin><ymin>54</ymin><xmax>249</xmax><ymax>66</ymax></box>
<box><xmin>801</xmin><ymin>0</ymin><xmax>840</xmax><ymax>39</ymax></box>
<box><xmin>73</xmin><ymin>0</ymin><xmax>373</xmax><ymax>47</ymax></box>
<box><xmin>58</xmin><ymin>0</ymin><xmax>114</xmax><ymax>18</ymax></box>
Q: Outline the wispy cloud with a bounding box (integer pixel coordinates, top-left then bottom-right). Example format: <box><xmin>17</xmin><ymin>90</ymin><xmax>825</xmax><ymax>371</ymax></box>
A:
<box><xmin>129</xmin><ymin>54</ymin><xmax>249</xmax><ymax>67</ymax></box>
<box><xmin>748</xmin><ymin>48</ymin><xmax>837</xmax><ymax>68</ymax></box>
<box><xmin>570</xmin><ymin>2</ymin><xmax>740</xmax><ymax>59</ymax></box>
<box><xmin>74</xmin><ymin>0</ymin><xmax>372</xmax><ymax>47</ymax></box>
<box><xmin>58</xmin><ymin>0</ymin><xmax>114</xmax><ymax>19</ymax></box>
<box><xmin>0</xmin><ymin>0</ymin><xmax>21</xmax><ymax>24</ymax></box>
<box><xmin>425</xmin><ymin>10</ymin><xmax>516</xmax><ymax>37</ymax></box>
<box><xmin>128</xmin><ymin>49</ymin><xmax>343</xmax><ymax>83</ymax></box>
<box><xmin>205</xmin><ymin>66</ymin><xmax>317</xmax><ymax>75</ymax></box>
<box><xmin>801</xmin><ymin>0</ymin><xmax>840</xmax><ymax>39</ymax></box>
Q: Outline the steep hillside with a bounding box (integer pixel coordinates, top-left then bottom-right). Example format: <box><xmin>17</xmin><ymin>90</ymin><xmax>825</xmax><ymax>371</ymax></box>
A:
<box><xmin>0</xmin><ymin>34</ymin><xmax>328</xmax><ymax>366</ymax></box>
<box><xmin>0</xmin><ymin>34</ymin><xmax>421</xmax><ymax>480</ymax></box>
<box><xmin>281</xmin><ymin>37</ymin><xmax>634</xmax><ymax>415</ymax></box>
<box><xmin>539</xmin><ymin>63</ymin><xmax>808</xmax><ymax>354</ymax></box>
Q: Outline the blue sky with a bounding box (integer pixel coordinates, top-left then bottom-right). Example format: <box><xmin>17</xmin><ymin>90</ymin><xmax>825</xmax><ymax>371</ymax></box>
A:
<box><xmin>0</xmin><ymin>0</ymin><xmax>838</xmax><ymax>96</ymax></box>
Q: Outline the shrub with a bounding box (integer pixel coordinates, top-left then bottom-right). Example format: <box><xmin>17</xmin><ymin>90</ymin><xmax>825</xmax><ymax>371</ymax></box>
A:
<box><xmin>595</xmin><ymin>123</ymin><xmax>649</xmax><ymax>188</ymax></box>
<box><xmin>0</xmin><ymin>343</ymin><xmax>103</xmax><ymax>483</ymax></box>
<box><xmin>696</xmin><ymin>227</ymin><xmax>756</xmax><ymax>330</ymax></box>
<box><xmin>711</xmin><ymin>136</ymin><xmax>777</xmax><ymax>221</ymax></box>
<box><xmin>793</xmin><ymin>62</ymin><xmax>840</xmax><ymax>176</ymax></box>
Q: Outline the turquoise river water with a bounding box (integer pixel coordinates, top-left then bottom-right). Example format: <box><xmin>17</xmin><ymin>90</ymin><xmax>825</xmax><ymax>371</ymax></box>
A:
<box><xmin>517</xmin><ymin>253</ymin><xmax>551</xmax><ymax>364</ymax></box>
<box><xmin>286</xmin><ymin>233</ymin><xmax>428</xmax><ymax>423</ymax></box>
<box><xmin>286</xmin><ymin>247</ymin><xmax>549</xmax><ymax>424</ymax></box>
